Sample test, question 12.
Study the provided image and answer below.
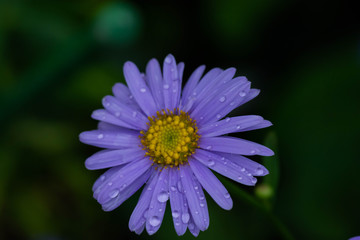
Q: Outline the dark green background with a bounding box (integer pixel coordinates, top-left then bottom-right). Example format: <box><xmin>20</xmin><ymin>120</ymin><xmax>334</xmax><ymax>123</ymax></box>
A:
<box><xmin>0</xmin><ymin>0</ymin><xmax>359</xmax><ymax>239</ymax></box>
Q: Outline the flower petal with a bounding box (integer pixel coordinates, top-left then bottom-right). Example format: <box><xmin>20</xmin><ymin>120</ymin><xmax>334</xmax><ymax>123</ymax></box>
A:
<box><xmin>97</xmin><ymin>121</ymin><xmax>124</xmax><ymax>131</ymax></box>
<box><xmin>123</xmin><ymin>61</ymin><xmax>157</xmax><ymax>116</ymax></box>
<box><xmin>146</xmin><ymin>168</ymin><xmax>169</xmax><ymax>235</ymax></box>
<box><xmin>91</xmin><ymin>109</ymin><xmax>135</xmax><ymax>129</ymax></box>
<box><xmin>199</xmin><ymin>136</ymin><xmax>274</xmax><ymax>156</ymax></box>
<box><xmin>162</xmin><ymin>54</ymin><xmax>180</xmax><ymax>110</ymax></box>
<box><xmin>180</xmin><ymin>165</ymin><xmax>209</xmax><ymax>231</ymax></box>
<box><xmin>193</xmin><ymin>149</ymin><xmax>258</xmax><ymax>186</ymax></box>
<box><xmin>146</xmin><ymin>58</ymin><xmax>164</xmax><ymax>109</ymax></box>
<box><xmin>95</xmin><ymin>157</ymin><xmax>152</xmax><ymax>204</ymax></box>
<box><xmin>102</xmin><ymin>95</ymin><xmax>148</xmax><ymax>130</ymax></box>
<box><xmin>189</xmin><ymin>158</ymin><xmax>233</xmax><ymax>210</ymax></box>
<box><xmin>198</xmin><ymin>115</ymin><xmax>265</xmax><ymax>137</ymax></box>
<box><xmin>217</xmin><ymin>152</ymin><xmax>269</xmax><ymax>176</ymax></box>
<box><xmin>112</xmin><ymin>83</ymin><xmax>141</xmax><ymax>110</ymax></box>
<box><xmin>85</xmin><ymin>148</ymin><xmax>145</xmax><ymax>170</ymax></box>
<box><xmin>102</xmin><ymin>168</ymin><xmax>151</xmax><ymax>211</ymax></box>
<box><xmin>169</xmin><ymin>168</ymin><xmax>188</xmax><ymax>236</ymax></box>
<box><xmin>92</xmin><ymin>166</ymin><xmax>122</xmax><ymax>193</ymax></box>
<box><xmin>191</xmin><ymin>78</ymin><xmax>250</xmax><ymax>125</ymax></box>
<box><xmin>240</xmin><ymin>120</ymin><xmax>273</xmax><ymax>132</ymax></box>
<box><xmin>181</xmin><ymin>65</ymin><xmax>205</xmax><ymax>107</ymax></box>
<box><xmin>79</xmin><ymin>130</ymin><xmax>140</xmax><ymax>149</ymax></box>
<box><xmin>188</xmin><ymin>216</ymin><xmax>200</xmax><ymax>237</ymax></box>
<box><xmin>129</xmin><ymin>171</ymin><xmax>159</xmax><ymax>232</ymax></box>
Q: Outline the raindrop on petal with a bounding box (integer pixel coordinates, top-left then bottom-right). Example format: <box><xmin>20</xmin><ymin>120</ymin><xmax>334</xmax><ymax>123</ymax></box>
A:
<box><xmin>181</xmin><ymin>213</ymin><xmax>190</xmax><ymax>223</ymax></box>
<box><xmin>109</xmin><ymin>189</ymin><xmax>119</xmax><ymax>198</ymax></box>
<box><xmin>172</xmin><ymin>211</ymin><xmax>180</xmax><ymax>218</ymax></box>
<box><xmin>157</xmin><ymin>191</ymin><xmax>169</xmax><ymax>203</ymax></box>
<box><xmin>149</xmin><ymin>216</ymin><xmax>161</xmax><ymax>227</ymax></box>
<box><xmin>219</xmin><ymin>96</ymin><xmax>226</xmax><ymax>102</ymax></box>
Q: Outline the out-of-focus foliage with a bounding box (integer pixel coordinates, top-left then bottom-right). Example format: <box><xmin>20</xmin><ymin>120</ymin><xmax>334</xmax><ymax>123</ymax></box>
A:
<box><xmin>0</xmin><ymin>0</ymin><xmax>359</xmax><ymax>239</ymax></box>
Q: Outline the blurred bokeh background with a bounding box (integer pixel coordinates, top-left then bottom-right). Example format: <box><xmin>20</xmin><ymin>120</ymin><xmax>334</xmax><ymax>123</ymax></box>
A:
<box><xmin>0</xmin><ymin>0</ymin><xmax>359</xmax><ymax>239</ymax></box>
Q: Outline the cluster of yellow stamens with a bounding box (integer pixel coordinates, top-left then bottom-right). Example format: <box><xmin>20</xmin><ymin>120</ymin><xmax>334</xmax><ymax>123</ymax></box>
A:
<box><xmin>140</xmin><ymin>108</ymin><xmax>200</xmax><ymax>168</ymax></box>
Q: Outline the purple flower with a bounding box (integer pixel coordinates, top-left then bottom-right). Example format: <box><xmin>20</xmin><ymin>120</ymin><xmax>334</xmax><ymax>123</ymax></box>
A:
<box><xmin>79</xmin><ymin>54</ymin><xmax>274</xmax><ymax>236</ymax></box>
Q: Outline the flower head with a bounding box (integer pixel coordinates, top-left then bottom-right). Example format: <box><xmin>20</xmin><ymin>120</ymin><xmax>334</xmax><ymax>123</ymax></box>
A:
<box><xmin>79</xmin><ymin>54</ymin><xmax>274</xmax><ymax>236</ymax></box>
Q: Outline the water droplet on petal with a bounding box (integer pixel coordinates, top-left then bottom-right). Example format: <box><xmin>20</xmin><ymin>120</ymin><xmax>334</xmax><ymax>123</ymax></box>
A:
<box><xmin>219</xmin><ymin>96</ymin><xmax>226</xmax><ymax>102</ymax></box>
<box><xmin>182</xmin><ymin>213</ymin><xmax>190</xmax><ymax>223</ymax></box>
<box><xmin>107</xmin><ymin>182</ymin><xmax>113</xmax><ymax>186</ymax></box>
<box><xmin>208</xmin><ymin>159</ymin><xmax>215</xmax><ymax>167</ymax></box>
<box><xmin>239</xmin><ymin>91</ymin><xmax>246</xmax><ymax>97</ymax></box>
<box><xmin>251</xmin><ymin>178</ymin><xmax>257</xmax><ymax>184</ymax></box>
<box><xmin>97</xmin><ymin>134</ymin><xmax>104</xmax><ymax>139</ymax></box>
<box><xmin>109</xmin><ymin>189</ymin><xmax>119</xmax><ymax>198</ymax></box>
<box><xmin>195</xmin><ymin>211</ymin><xmax>199</xmax><ymax>215</ymax></box>
<box><xmin>224</xmin><ymin>193</ymin><xmax>230</xmax><ymax>199</ymax></box>
<box><xmin>165</xmin><ymin>56</ymin><xmax>172</xmax><ymax>63</ymax></box>
<box><xmin>206</xmin><ymin>145</ymin><xmax>212</xmax><ymax>150</ymax></box>
<box><xmin>140</xmin><ymin>88</ymin><xmax>146</xmax><ymax>93</ymax></box>
<box><xmin>236</xmin><ymin>125</ymin><xmax>241</xmax><ymax>130</ymax></box>
<box><xmin>216</xmin><ymin>114</ymin><xmax>221</xmax><ymax>119</ymax></box>
<box><xmin>170</xmin><ymin>186</ymin><xmax>176</xmax><ymax>192</ymax></box>
<box><xmin>157</xmin><ymin>191</ymin><xmax>169</xmax><ymax>203</ymax></box>
<box><xmin>149</xmin><ymin>216</ymin><xmax>161</xmax><ymax>227</ymax></box>
<box><xmin>132</xmin><ymin>111</ymin><xmax>137</xmax><ymax>118</ymax></box>
<box><xmin>119</xmin><ymin>184</ymin><xmax>127</xmax><ymax>191</ymax></box>
<box><xmin>188</xmin><ymin>223</ymin><xmax>195</xmax><ymax>230</ymax></box>
<box><xmin>177</xmin><ymin>181</ymin><xmax>183</xmax><ymax>192</ymax></box>
<box><xmin>163</xmin><ymin>84</ymin><xmax>169</xmax><ymax>89</ymax></box>
<box><xmin>194</xmin><ymin>185</ymin><xmax>198</xmax><ymax>190</ymax></box>
<box><xmin>172</xmin><ymin>211</ymin><xmax>180</xmax><ymax>218</ymax></box>
<box><xmin>238</xmin><ymin>176</ymin><xmax>243</xmax><ymax>180</ymax></box>
<box><xmin>100</xmin><ymin>175</ymin><xmax>106</xmax><ymax>181</ymax></box>
<box><xmin>241</xmin><ymin>168</ymin><xmax>246</xmax><ymax>172</ymax></box>
<box><xmin>230</xmin><ymin>101</ymin><xmax>235</xmax><ymax>106</ymax></box>
<box><xmin>255</xmin><ymin>168</ymin><xmax>264</xmax><ymax>175</ymax></box>
<box><xmin>200</xmin><ymin>203</ymin><xmax>205</xmax><ymax>207</ymax></box>
<box><xmin>225</xmin><ymin>117</ymin><xmax>231</xmax><ymax>122</ymax></box>
<box><xmin>250</xmin><ymin>150</ymin><xmax>256</xmax><ymax>154</ymax></box>
<box><xmin>199</xmin><ymin>196</ymin><xmax>205</xmax><ymax>200</ymax></box>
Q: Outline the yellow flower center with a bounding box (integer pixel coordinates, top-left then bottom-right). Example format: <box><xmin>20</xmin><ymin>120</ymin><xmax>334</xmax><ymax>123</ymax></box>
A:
<box><xmin>140</xmin><ymin>109</ymin><xmax>200</xmax><ymax>168</ymax></box>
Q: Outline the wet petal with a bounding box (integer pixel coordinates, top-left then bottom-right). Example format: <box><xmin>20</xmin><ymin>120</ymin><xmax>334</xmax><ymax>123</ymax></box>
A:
<box><xmin>102</xmin><ymin>168</ymin><xmax>151</xmax><ymax>211</ymax></box>
<box><xmin>79</xmin><ymin>130</ymin><xmax>140</xmax><ymax>149</ymax></box>
<box><xmin>112</xmin><ymin>83</ymin><xmax>141</xmax><ymax>110</ymax></box>
<box><xmin>146</xmin><ymin>58</ymin><xmax>164</xmax><ymax>109</ymax></box>
<box><xmin>193</xmin><ymin>149</ymin><xmax>258</xmax><ymax>186</ymax></box>
<box><xmin>189</xmin><ymin>158</ymin><xmax>233</xmax><ymax>210</ymax></box>
<box><xmin>91</xmin><ymin>109</ymin><xmax>135</xmax><ymax>130</ymax></box>
<box><xmin>188</xmin><ymin>216</ymin><xmax>200</xmax><ymax>237</ymax></box>
<box><xmin>85</xmin><ymin>148</ymin><xmax>145</xmax><ymax>170</ymax></box>
<box><xmin>180</xmin><ymin>165</ymin><xmax>209</xmax><ymax>231</ymax></box>
<box><xmin>129</xmin><ymin>171</ymin><xmax>159</xmax><ymax>232</ymax></box>
<box><xmin>102</xmin><ymin>95</ymin><xmax>148</xmax><ymax>130</ymax></box>
<box><xmin>123</xmin><ymin>61</ymin><xmax>157</xmax><ymax>116</ymax></box>
<box><xmin>198</xmin><ymin>115</ymin><xmax>265</xmax><ymax>137</ymax></box>
<box><xmin>162</xmin><ymin>54</ymin><xmax>180</xmax><ymax>110</ymax></box>
<box><xmin>95</xmin><ymin>158</ymin><xmax>152</xmax><ymax>204</ymax></box>
<box><xmin>169</xmin><ymin>168</ymin><xmax>188</xmax><ymax>236</ymax></box>
<box><xmin>181</xmin><ymin>65</ymin><xmax>205</xmax><ymax>108</ymax></box>
<box><xmin>199</xmin><ymin>136</ymin><xmax>274</xmax><ymax>156</ymax></box>
<box><xmin>146</xmin><ymin>168</ymin><xmax>169</xmax><ymax>235</ymax></box>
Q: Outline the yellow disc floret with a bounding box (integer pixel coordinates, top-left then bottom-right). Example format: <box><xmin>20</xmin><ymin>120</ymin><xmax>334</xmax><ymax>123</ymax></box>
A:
<box><xmin>140</xmin><ymin>108</ymin><xmax>200</xmax><ymax>168</ymax></box>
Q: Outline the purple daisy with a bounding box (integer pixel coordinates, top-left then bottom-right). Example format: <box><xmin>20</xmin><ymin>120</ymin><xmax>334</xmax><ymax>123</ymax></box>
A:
<box><xmin>79</xmin><ymin>54</ymin><xmax>274</xmax><ymax>236</ymax></box>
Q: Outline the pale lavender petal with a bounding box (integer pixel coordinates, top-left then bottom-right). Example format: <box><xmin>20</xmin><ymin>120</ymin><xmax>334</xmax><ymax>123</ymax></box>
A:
<box><xmin>102</xmin><ymin>95</ymin><xmax>148</xmax><ymax>130</ymax></box>
<box><xmin>129</xmin><ymin>171</ymin><xmax>160</xmax><ymax>232</ymax></box>
<box><xmin>123</xmin><ymin>61</ymin><xmax>157</xmax><ymax>116</ymax></box>
<box><xmin>181</xmin><ymin>65</ymin><xmax>205</xmax><ymax>107</ymax></box>
<box><xmin>240</xmin><ymin>120</ymin><xmax>273</xmax><ymax>132</ymax></box>
<box><xmin>217</xmin><ymin>152</ymin><xmax>269</xmax><ymax>176</ymax></box>
<box><xmin>91</xmin><ymin>109</ymin><xmax>135</xmax><ymax>130</ymax></box>
<box><xmin>146</xmin><ymin>58</ymin><xmax>164</xmax><ymax>109</ymax></box>
<box><xmin>199</xmin><ymin>136</ymin><xmax>274</xmax><ymax>156</ymax></box>
<box><xmin>102</xmin><ymin>168</ymin><xmax>151</xmax><ymax>211</ymax></box>
<box><xmin>162</xmin><ymin>54</ymin><xmax>180</xmax><ymax>110</ymax></box>
<box><xmin>95</xmin><ymin>157</ymin><xmax>152</xmax><ymax>204</ymax></box>
<box><xmin>180</xmin><ymin>165</ymin><xmax>209</xmax><ymax>231</ymax></box>
<box><xmin>191</xmin><ymin>78</ymin><xmax>250</xmax><ymax>125</ymax></box>
<box><xmin>85</xmin><ymin>148</ymin><xmax>145</xmax><ymax>170</ymax></box>
<box><xmin>175</xmin><ymin>62</ymin><xmax>185</xmax><ymax>108</ymax></box>
<box><xmin>188</xmin><ymin>216</ymin><xmax>200</xmax><ymax>237</ymax></box>
<box><xmin>79</xmin><ymin>130</ymin><xmax>140</xmax><ymax>149</ymax></box>
<box><xmin>112</xmin><ymin>83</ymin><xmax>141</xmax><ymax>110</ymax></box>
<box><xmin>193</xmin><ymin>149</ymin><xmax>258</xmax><ymax>186</ymax></box>
<box><xmin>189</xmin><ymin>158</ymin><xmax>233</xmax><ymax>210</ymax></box>
<box><xmin>198</xmin><ymin>115</ymin><xmax>264</xmax><ymax>137</ymax></box>
<box><xmin>134</xmin><ymin>224</ymin><xmax>145</xmax><ymax>235</ymax></box>
<box><xmin>146</xmin><ymin>168</ymin><xmax>169</xmax><ymax>235</ymax></box>
<box><xmin>169</xmin><ymin>168</ymin><xmax>187</xmax><ymax>236</ymax></box>
<box><xmin>238</xmin><ymin>89</ymin><xmax>260</xmax><ymax>107</ymax></box>
<box><xmin>177</xmin><ymin>62</ymin><xmax>185</xmax><ymax>83</ymax></box>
